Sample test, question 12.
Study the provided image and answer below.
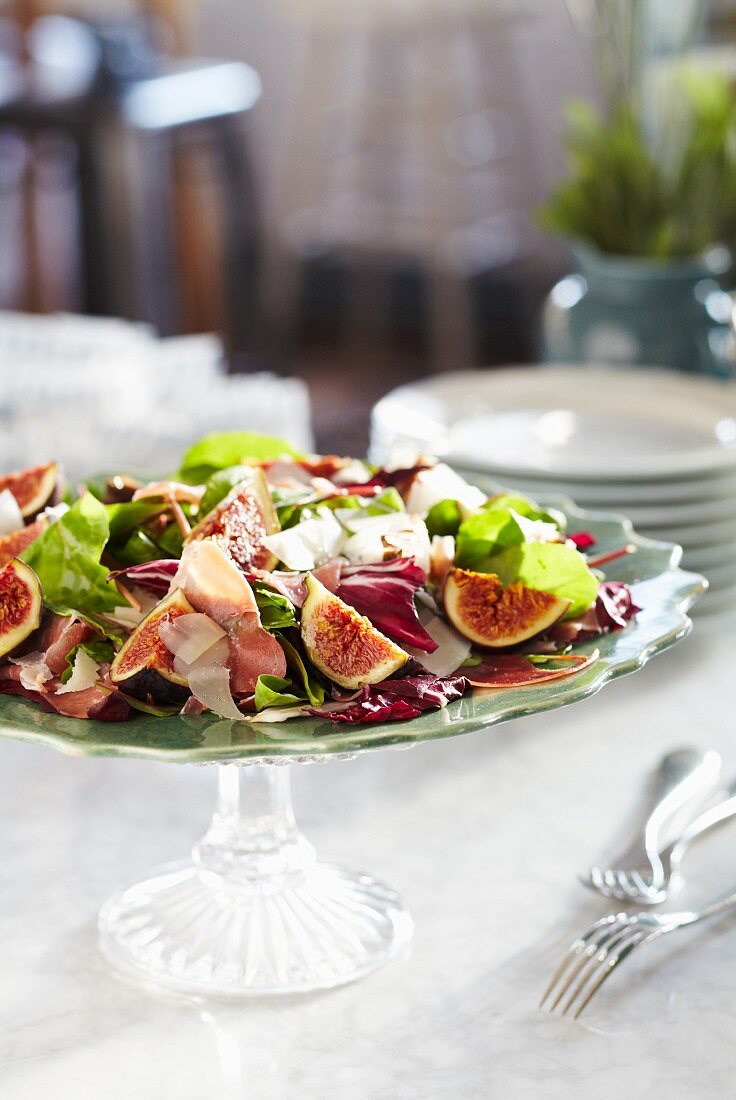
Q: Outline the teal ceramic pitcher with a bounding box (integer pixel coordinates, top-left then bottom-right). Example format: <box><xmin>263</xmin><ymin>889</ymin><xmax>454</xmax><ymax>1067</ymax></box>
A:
<box><xmin>541</xmin><ymin>245</ymin><xmax>734</xmax><ymax>377</ymax></box>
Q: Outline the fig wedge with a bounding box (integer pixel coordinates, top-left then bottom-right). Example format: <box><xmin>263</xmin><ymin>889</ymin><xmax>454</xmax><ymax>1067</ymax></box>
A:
<box><xmin>110</xmin><ymin>588</ymin><xmax>195</xmax><ymax>705</ymax></box>
<box><xmin>444</xmin><ymin>567</ymin><xmax>570</xmax><ymax>648</ymax></box>
<box><xmin>0</xmin><ymin>462</ymin><xmax>59</xmax><ymax>518</ymax></box>
<box><xmin>0</xmin><ymin>559</ymin><xmax>43</xmax><ymax>659</ymax></box>
<box><xmin>301</xmin><ymin>573</ymin><xmax>408</xmax><ymax>689</ymax></box>
<box><xmin>0</xmin><ymin>517</ymin><xmax>48</xmax><ymax>568</ymax></box>
<box><xmin>186</xmin><ymin>468</ymin><xmax>280</xmax><ymax>572</ymax></box>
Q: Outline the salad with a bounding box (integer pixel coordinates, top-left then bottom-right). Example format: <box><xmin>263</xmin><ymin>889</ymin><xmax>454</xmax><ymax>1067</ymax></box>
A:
<box><xmin>0</xmin><ymin>433</ymin><xmax>638</xmax><ymax>726</ymax></box>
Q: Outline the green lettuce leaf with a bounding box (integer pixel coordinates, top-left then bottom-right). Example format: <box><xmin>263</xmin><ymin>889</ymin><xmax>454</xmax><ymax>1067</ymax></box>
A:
<box><xmin>484</xmin><ymin>542</ymin><xmax>598</xmax><ymax>619</ymax></box>
<box><xmin>106</xmin><ymin>501</ymin><xmax>166</xmax><ymax>542</ymax></box>
<box><xmin>254</xmin><ymin>675</ymin><xmax>306</xmax><ymax>710</ymax></box>
<box><xmin>179</xmin><ymin>432</ymin><xmax>303</xmax><ymax>483</ymax></box>
<box><xmin>483</xmin><ymin>493</ymin><xmax>560</xmax><ymax>527</ymax></box>
<box><xmin>425</xmin><ymin>498</ymin><xmax>462</xmax><ymax>538</ymax></box>
<box><xmin>113</xmin><ymin>530</ymin><xmax>164</xmax><ymax>566</ymax></box>
<box><xmin>252</xmin><ymin>583</ymin><xmax>296</xmax><ymax>631</ymax></box>
<box><xmin>21</xmin><ymin>493</ymin><xmax>125</xmax><ymax>615</ymax></box>
<box><xmin>153</xmin><ymin>522</ymin><xmax>185</xmax><ymax>560</ymax></box>
<box><xmin>455</xmin><ymin>509</ymin><xmax>524</xmax><ymax>570</ymax></box>
<box><xmin>277</xmin><ymin>635</ymin><xmax>325</xmax><ymax>706</ymax></box>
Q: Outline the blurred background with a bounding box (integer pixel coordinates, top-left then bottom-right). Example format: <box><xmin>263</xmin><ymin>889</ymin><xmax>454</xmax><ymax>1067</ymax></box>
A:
<box><xmin>2</xmin><ymin>0</ymin><xmax>736</xmax><ymax>457</ymax></box>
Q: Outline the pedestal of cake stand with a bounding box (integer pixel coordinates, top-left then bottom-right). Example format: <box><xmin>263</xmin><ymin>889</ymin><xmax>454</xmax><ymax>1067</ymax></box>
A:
<box><xmin>98</xmin><ymin>763</ymin><xmax>413</xmax><ymax>998</ymax></box>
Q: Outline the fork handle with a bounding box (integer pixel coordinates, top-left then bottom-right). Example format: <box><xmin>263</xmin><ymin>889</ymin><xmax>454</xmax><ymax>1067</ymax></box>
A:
<box><xmin>671</xmin><ymin>785</ymin><xmax>736</xmax><ymax>857</ymax></box>
<box><xmin>616</xmin><ymin>749</ymin><xmax>721</xmax><ymax>864</ymax></box>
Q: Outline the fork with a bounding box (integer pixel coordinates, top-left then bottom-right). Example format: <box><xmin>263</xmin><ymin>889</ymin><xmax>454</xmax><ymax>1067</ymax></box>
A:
<box><xmin>629</xmin><ymin>777</ymin><xmax>736</xmax><ymax>904</ymax></box>
<box><xmin>581</xmin><ymin>748</ymin><xmax>722</xmax><ymax>904</ymax></box>
<box><xmin>540</xmin><ymin>882</ymin><xmax>736</xmax><ymax>1019</ymax></box>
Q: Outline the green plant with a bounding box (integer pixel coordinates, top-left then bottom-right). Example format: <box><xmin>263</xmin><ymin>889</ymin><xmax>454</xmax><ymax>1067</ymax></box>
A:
<box><xmin>539</xmin><ymin>69</ymin><xmax>736</xmax><ymax>258</ymax></box>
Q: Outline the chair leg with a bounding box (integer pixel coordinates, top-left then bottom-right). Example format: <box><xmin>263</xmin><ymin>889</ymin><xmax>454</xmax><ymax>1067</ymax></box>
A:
<box><xmin>215</xmin><ymin>114</ymin><xmax>262</xmax><ymax>371</ymax></box>
<box><xmin>77</xmin><ymin>132</ymin><xmax>115</xmax><ymax>316</ymax></box>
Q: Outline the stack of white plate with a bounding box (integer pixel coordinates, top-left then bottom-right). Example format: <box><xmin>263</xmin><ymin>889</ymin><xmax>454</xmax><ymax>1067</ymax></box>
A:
<box><xmin>371</xmin><ymin>366</ymin><xmax>736</xmax><ymax>612</ymax></box>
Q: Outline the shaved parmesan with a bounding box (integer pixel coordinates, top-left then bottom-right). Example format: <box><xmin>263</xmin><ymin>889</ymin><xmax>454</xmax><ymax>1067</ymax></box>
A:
<box><xmin>56</xmin><ymin>648</ymin><xmax>100</xmax><ymax>695</ymax></box>
<box><xmin>159</xmin><ymin>613</ymin><xmax>226</xmax><ymax>666</ymax></box>
<box><xmin>187</xmin><ymin>664</ymin><xmax>248</xmax><ymax>721</ymax></box>
<box><xmin>341</xmin><ymin>514</ymin><xmax>431</xmax><ymax>573</ymax></box>
<box><xmin>262</xmin><ymin>508</ymin><xmax>343</xmax><ymax>570</ymax></box>
<box><xmin>508</xmin><ymin>509</ymin><xmax>560</xmax><ymax>545</ymax></box>
<box><xmin>404</xmin><ymin>464</ymin><xmax>486</xmax><ymax>515</ymax></box>
<box><xmin>404</xmin><ymin>610</ymin><xmax>471</xmax><ymax>676</ymax></box>
<box><xmin>0</xmin><ymin>489</ymin><xmax>23</xmax><ymax>535</ymax></box>
<box><xmin>10</xmin><ymin>651</ymin><xmax>54</xmax><ymax>692</ymax></box>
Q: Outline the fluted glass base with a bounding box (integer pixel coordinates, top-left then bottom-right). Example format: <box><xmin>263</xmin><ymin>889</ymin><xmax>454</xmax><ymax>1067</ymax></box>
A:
<box><xmin>98</xmin><ymin>765</ymin><xmax>413</xmax><ymax>998</ymax></box>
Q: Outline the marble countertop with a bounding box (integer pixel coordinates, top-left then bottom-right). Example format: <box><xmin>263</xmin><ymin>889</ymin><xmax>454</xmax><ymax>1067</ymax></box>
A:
<box><xmin>2</xmin><ymin>607</ymin><xmax>736</xmax><ymax>1100</ymax></box>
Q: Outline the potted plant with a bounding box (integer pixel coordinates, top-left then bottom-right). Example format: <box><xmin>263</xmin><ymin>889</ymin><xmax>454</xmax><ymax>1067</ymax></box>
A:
<box><xmin>539</xmin><ymin>2</ymin><xmax>736</xmax><ymax>376</ymax></box>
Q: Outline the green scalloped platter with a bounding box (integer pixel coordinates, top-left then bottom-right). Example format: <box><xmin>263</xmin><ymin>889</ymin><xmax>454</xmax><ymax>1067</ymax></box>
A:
<box><xmin>0</xmin><ymin>502</ymin><xmax>705</xmax><ymax>764</ymax></box>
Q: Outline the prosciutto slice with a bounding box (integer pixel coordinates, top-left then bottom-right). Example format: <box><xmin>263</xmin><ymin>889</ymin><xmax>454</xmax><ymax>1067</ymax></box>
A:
<box><xmin>460</xmin><ymin>652</ymin><xmax>597</xmax><ymax>688</ymax></box>
<box><xmin>0</xmin><ymin>665</ymin><xmax>129</xmax><ymax>720</ymax></box>
<box><xmin>173</xmin><ymin>541</ymin><xmax>286</xmax><ymax>693</ymax></box>
<box><xmin>33</xmin><ymin>613</ymin><xmax>94</xmax><ymax>676</ymax></box>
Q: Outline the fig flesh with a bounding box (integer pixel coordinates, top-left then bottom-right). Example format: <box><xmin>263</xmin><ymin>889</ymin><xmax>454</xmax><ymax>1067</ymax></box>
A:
<box><xmin>444</xmin><ymin>567</ymin><xmax>570</xmax><ymax>648</ymax></box>
<box><xmin>0</xmin><ymin>559</ymin><xmax>43</xmax><ymax>659</ymax></box>
<box><xmin>186</xmin><ymin>468</ymin><xmax>280</xmax><ymax>572</ymax></box>
<box><xmin>110</xmin><ymin>587</ymin><xmax>195</xmax><ymax>705</ymax></box>
<box><xmin>0</xmin><ymin>462</ymin><xmax>58</xmax><ymax>518</ymax></box>
<box><xmin>300</xmin><ymin>573</ymin><xmax>408</xmax><ymax>689</ymax></box>
<box><xmin>0</xmin><ymin>517</ymin><xmax>48</xmax><ymax>568</ymax></box>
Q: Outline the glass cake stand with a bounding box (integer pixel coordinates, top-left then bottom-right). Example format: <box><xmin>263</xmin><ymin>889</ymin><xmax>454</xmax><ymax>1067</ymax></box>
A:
<box><xmin>0</xmin><ymin>504</ymin><xmax>706</xmax><ymax>999</ymax></box>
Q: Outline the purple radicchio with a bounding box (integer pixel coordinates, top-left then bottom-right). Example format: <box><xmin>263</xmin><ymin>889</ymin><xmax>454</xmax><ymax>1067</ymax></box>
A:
<box><xmin>337</xmin><ymin>558</ymin><xmax>438</xmax><ymax>652</ymax></box>
<box><xmin>310</xmin><ymin>673</ymin><xmax>468</xmax><ymax>723</ymax></box>
<box><xmin>107</xmin><ymin>559</ymin><xmax>179</xmax><ymax>596</ymax></box>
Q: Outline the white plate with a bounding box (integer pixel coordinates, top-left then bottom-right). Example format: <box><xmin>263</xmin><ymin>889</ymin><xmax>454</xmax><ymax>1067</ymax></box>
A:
<box><xmin>459</xmin><ymin>470</ymin><xmax>736</xmax><ymax>506</ymax></box>
<box><xmin>700</xmin><ymin>558</ymin><xmax>736</xmax><ymax>589</ymax></box>
<box><xmin>615</xmin><ymin>496</ymin><xmax>736</xmax><ymax>527</ymax></box>
<box><xmin>683</xmin><ymin>541</ymin><xmax>736</xmax><ymax>571</ymax></box>
<box><xmin>371</xmin><ymin>366</ymin><xmax>736</xmax><ymax>480</ymax></box>
<box><xmin>639</xmin><ymin>515</ymin><xmax>736</xmax><ymax>549</ymax></box>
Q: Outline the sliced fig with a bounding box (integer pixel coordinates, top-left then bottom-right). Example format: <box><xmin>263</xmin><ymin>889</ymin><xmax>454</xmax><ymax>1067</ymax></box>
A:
<box><xmin>110</xmin><ymin>588</ymin><xmax>195</xmax><ymax>704</ymax></box>
<box><xmin>186</xmin><ymin>468</ymin><xmax>280</xmax><ymax>572</ymax></box>
<box><xmin>0</xmin><ymin>517</ymin><xmax>48</xmax><ymax>568</ymax></box>
<box><xmin>104</xmin><ymin>474</ymin><xmax>142</xmax><ymax>504</ymax></box>
<box><xmin>300</xmin><ymin>573</ymin><xmax>408</xmax><ymax>689</ymax></box>
<box><xmin>0</xmin><ymin>462</ymin><xmax>58</xmax><ymax>518</ymax></box>
<box><xmin>444</xmin><ymin>568</ymin><xmax>570</xmax><ymax>648</ymax></box>
<box><xmin>0</xmin><ymin>559</ymin><xmax>43</xmax><ymax>658</ymax></box>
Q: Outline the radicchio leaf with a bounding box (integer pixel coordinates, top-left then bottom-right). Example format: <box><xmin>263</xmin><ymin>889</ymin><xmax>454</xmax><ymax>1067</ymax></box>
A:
<box><xmin>107</xmin><ymin>559</ymin><xmax>180</xmax><ymax>595</ymax></box>
<box><xmin>594</xmin><ymin>581</ymin><xmax>641</xmax><ymax>632</ymax></box>
<box><xmin>310</xmin><ymin>673</ymin><xmax>468</xmax><ymax>723</ymax></box>
<box><xmin>568</xmin><ymin>531</ymin><xmax>596</xmax><ymax>549</ymax></box>
<box><xmin>337</xmin><ymin>558</ymin><xmax>438</xmax><ymax>653</ymax></box>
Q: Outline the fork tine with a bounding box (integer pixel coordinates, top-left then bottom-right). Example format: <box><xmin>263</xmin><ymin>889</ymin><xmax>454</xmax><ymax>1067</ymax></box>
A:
<box><xmin>560</xmin><ymin>924</ymin><xmax>640</xmax><ymax>1016</ymax></box>
<box><xmin>581</xmin><ymin>867</ymin><xmax>616</xmax><ymax>899</ymax></box>
<box><xmin>539</xmin><ymin>917</ymin><xmax>619</xmax><ymax>1008</ymax></box>
<box><xmin>572</xmin><ymin>929</ymin><xmax>656</xmax><ymax>1019</ymax></box>
<box><xmin>616</xmin><ymin>871</ymin><xmax>647</xmax><ymax>900</ymax></box>
<box><xmin>547</xmin><ymin>924</ymin><xmax>625</xmax><ymax>1011</ymax></box>
<box><xmin>629</xmin><ymin>870</ymin><xmax>654</xmax><ymax>896</ymax></box>
<box><xmin>602</xmin><ymin>869</ymin><xmax>618</xmax><ymax>891</ymax></box>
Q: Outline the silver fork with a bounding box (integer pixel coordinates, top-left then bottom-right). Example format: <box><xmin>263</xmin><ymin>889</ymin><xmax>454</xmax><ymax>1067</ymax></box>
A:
<box><xmin>541</xmin><ymin>883</ymin><xmax>736</xmax><ymax>1019</ymax></box>
<box><xmin>582</xmin><ymin>748</ymin><xmax>722</xmax><ymax>904</ymax></box>
<box><xmin>633</xmin><ymin>778</ymin><xmax>736</xmax><ymax>904</ymax></box>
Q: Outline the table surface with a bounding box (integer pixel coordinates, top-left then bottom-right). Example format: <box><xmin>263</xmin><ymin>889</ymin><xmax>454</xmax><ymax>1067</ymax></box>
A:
<box><xmin>2</xmin><ymin>606</ymin><xmax>735</xmax><ymax>1100</ymax></box>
